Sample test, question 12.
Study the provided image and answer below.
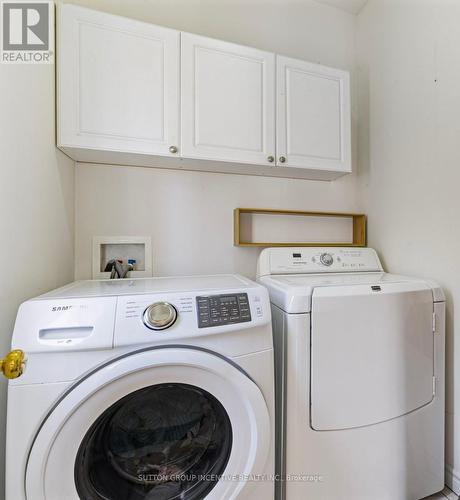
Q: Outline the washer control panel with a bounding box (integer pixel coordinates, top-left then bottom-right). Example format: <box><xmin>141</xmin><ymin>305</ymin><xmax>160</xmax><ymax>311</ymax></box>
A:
<box><xmin>196</xmin><ymin>293</ymin><xmax>251</xmax><ymax>328</ymax></box>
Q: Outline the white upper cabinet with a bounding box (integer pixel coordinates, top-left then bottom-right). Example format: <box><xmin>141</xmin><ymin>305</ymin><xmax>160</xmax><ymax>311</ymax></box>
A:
<box><xmin>57</xmin><ymin>5</ymin><xmax>352</xmax><ymax>180</ymax></box>
<box><xmin>181</xmin><ymin>33</ymin><xmax>276</xmax><ymax>166</ymax></box>
<box><xmin>58</xmin><ymin>4</ymin><xmax>180</xmax><ymax>157</ymax></box>
<box><xmin>276</xmin><ymin>56</ymin><xmax>351</xmax><ymax>174</ymax></box>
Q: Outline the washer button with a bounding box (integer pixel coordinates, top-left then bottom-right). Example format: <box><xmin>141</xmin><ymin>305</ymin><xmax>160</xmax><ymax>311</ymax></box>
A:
<box><xmin>143</xmin><ymin>302</ymin><xmax>177</xmax><ymax>330</ymax></box>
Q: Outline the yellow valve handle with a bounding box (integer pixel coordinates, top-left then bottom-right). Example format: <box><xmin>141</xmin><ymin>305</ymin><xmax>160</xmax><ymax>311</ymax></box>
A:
<box><xmin>0</xmin><ymin>350</ymin><xmax>26</xmax><ymax>379</ymax></box>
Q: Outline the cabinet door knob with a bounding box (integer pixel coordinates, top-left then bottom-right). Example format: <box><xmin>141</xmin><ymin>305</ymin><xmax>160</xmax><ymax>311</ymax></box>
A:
<box><xmin>267</xmin><ymin>155</ymin><xmax>274</xmax><ymax>163</ymax></box>
<box><xmin>279</xmin><ymin>156</ymin><xmax>286</xmax><ymax>163</ymax></box>
<box><xmin>169</xmin><ymin>145</ymin><xmax>178</xmax><ymax>154</ymax></box>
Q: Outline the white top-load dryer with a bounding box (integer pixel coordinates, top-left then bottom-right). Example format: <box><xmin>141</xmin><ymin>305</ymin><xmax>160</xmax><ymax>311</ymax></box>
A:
<box><xmin>6</xmin><ymin>275</ymin><xmax>274</xmax><ymax>500</ymax></box>
<box><xmin>257</xmin><ymin>248</ymin><xmax>445</xmax><ymax>500</ymax></box>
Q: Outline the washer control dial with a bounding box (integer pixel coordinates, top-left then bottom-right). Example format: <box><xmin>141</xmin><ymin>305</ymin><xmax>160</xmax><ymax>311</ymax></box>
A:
<box><xmin>320</xmin><ymin>253</ymin><xmax>334</xmax><ymax>267</ymax></box>
<box><xmin>143</xmin><ymin>302</ymin><xmax>177</xmax><ymax>330</ymax></box>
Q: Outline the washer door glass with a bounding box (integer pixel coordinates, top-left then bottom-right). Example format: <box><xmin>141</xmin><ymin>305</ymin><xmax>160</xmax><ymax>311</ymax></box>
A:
<box><xmin>74</xmin><ymin>383</ymin><xmax>232</xmax><ymax>500</ymax></box>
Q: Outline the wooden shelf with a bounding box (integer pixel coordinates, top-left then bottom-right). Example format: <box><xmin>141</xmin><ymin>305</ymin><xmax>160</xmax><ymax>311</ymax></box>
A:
<box><xmin>234</xmin><ymin>208</ymin><xmax>367</xmax><ymax>247</ymax></box>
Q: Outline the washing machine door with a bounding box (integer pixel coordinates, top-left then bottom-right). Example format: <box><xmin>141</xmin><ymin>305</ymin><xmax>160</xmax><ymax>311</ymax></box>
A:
<box><xmin>25</xmin><ymin>347</ymin><xmax>271</xmax><ymax>500</ymax></box>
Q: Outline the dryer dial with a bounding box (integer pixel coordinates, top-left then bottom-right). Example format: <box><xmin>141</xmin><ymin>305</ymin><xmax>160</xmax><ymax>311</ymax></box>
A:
<box><xmin>143</xmin><ymin>302</ymin><xmax>177</xmax><ymax>330</ymax></box>
<box><xmin>320</xmin><ymin>253</ymin><xmax>334</xmax><ymax>267</ymax></box>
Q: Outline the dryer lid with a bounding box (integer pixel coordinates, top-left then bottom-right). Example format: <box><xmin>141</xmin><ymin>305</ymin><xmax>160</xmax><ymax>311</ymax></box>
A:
<box><xmin>259</xmin><ymin>272</ymin><xmax>439</xmax><ymax>313</ymax></box>
<box><xmin>310</xmin><ymin>282</ymin><xmax>435</xmax><ymax>431</ymax></box>
<box><xmin>257</xmin><ymin>247</ymin><xmax>444</xmax><ymax>312</ymax></box>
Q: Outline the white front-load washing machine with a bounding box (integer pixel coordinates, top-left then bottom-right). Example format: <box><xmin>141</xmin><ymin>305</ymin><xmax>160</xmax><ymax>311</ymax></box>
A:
<box><xmin>6</xmin><ymin>274</ymin><xmax>274</xmax><ymax>500</ymax></box>
<box><xmin>257</xmin><ymin>247</ymin><xmax>445</xmax><ymax>500</ymax></box>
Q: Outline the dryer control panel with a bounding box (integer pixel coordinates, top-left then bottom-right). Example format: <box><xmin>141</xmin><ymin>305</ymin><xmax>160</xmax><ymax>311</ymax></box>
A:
<box><xmin>196</xmin><ymin>293</ymin><xmax>251</xmax><ymax>328</ymax></box>
<box><xmin>257</xmin><ymin>247</ymin><xmax>383</xmax><ymax>277</ymax></box>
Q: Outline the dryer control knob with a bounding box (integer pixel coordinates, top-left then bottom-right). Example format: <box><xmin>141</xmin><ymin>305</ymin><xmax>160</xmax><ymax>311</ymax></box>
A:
<box><xmin>320</xmin><ymin>253</ymin><xmax>334</xmax><ymax>266</ymax></box>
<box><xmin>143</xmin><ymin>302</ymin><xmax>178</xmax><ymax>330</ymax></box>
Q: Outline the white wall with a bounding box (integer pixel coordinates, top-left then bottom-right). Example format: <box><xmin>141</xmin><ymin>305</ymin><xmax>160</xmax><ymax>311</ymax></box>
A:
<box><xmin>357</xmin><ymin>0</ymin><xmax>460</xmax><ymax>492</ymax></box>
<box><xmin>72</xmin><ymin>0</ymin><xmax>359</xmax><ymax>280</ymax></box>
<box><xmin>76</xmin><ymin>164</ymin><xmax>357</xmax><ymax>279</ymax></box>
<box><xmin>0</xmin><ymin>63</ymin><xmax>75</xmax><ymax>493</ymax></box>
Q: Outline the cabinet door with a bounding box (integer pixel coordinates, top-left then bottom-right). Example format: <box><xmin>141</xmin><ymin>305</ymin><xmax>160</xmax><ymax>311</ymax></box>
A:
<box><xmin>181</xmin><ymin>33</ymin><xmax>276</xmax><ymax>166</ymax></box>
<box><xmin>277</xmin><ymin>56</ymin><xmax>351</xmax><ymax>173</ymax></box>
<box><xmin>58</xmin><ymin>5</ymin><xmax>180</xmax><ymax>156</ymax></box>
